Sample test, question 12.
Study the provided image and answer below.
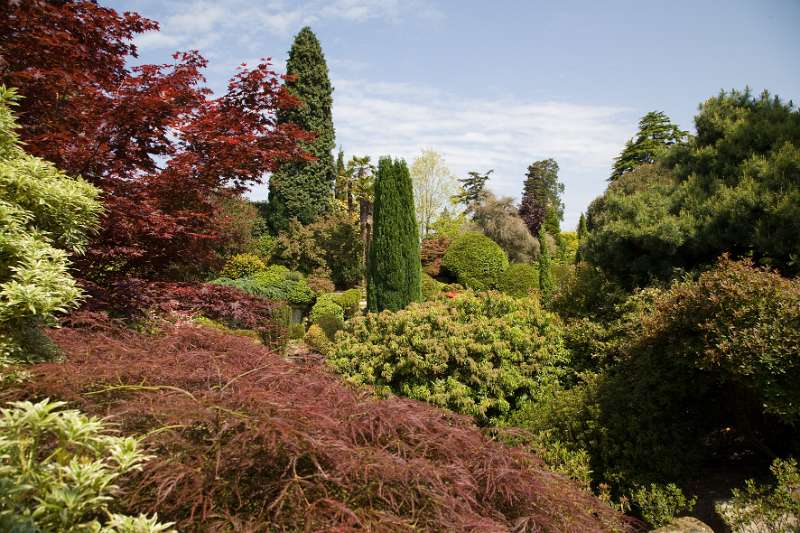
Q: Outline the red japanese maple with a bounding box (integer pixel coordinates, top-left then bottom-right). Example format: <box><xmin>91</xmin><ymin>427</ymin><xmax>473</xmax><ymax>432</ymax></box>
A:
<box><xmin>0</xmin><ymin>0</ymin><xmax>312</xmax><ymax>279</ymax></box>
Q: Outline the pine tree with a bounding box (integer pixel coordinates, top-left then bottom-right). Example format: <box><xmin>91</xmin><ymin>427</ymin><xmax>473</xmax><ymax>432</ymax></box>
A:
<box><xmin>610</xmin><ymin>111</ymin><xmax>687</xmax><ymax>181</ymax></box>
<box><xmin>453</xmin><ymin>169</ymin><xmax>492</xmax><ymax>213</ymax></box>
<box><xmin>267</xmin><ymin>26</ymin><xmax>335</xmax><ymax>232</ymax></box>
<box><xmin>519</xmin><ymin>158</ymin><xmax>564</xmax><ymax>237</ymax></box>
<box><xmin>575</xmin><ymin>212</ymin><xmax>588</xmax><ymax>262</ymax></box>
<box><xmin>538</xmin><ymin>225</ymin><xmax>554</xmax><ymax>300</ymax></box>
<box><xmin>367</xmin><ymin>157</ymin><xmax>421</xmax><ymax>312</ymax></box>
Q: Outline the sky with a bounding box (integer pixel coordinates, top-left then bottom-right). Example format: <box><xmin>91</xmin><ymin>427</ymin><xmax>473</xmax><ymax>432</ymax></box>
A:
<box><xmin>108</xmin><ymin>0</ymin><xmax>800</xmax><ymax>230</ymax></box>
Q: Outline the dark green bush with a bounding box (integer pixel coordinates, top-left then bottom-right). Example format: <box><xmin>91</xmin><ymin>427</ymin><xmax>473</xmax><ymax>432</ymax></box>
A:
<box><xmin>328</xmin><ymin>292</ymin><xmax>568</xmax><ymax>423</ymax></box>
<box><xmin>440</xmin><ymin>232</ymin><xmax>508</xmax><ymax>290</ymax></box>
<box><xmin>497</xmin><ymin>263</ymin><xmax>538</xmax><ymax>298</ymax></box>
<box><xmin>219</xmin><ymin>253</ymin><xmax>266</xmax><ymax>279</ymax></box>
<box><xmin>421</xmin><ymin>272</ymin><xmax>445</xmax><ymax>301</ymax></box>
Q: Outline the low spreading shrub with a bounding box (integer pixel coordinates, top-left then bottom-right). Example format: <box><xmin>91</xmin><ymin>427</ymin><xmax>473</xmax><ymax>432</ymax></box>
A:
<box><xmin>212</xmin><ymin>265</ymin><xmax>316</xmax><ymax>307</ymax></box>
<box><xmin>328</xmin><ymin>292</ymin><xmax>569</xmax><ymax>422</ymax></box>
<box><xmin>310</xmin><ymin>295</ymin><xmax>344</xmax><ymax>339</ymax></box>
<box><xmin>0</xmin><ymin>398</ymin><xmax>172</xmax><ymax>532</ymax></box>
<box><xmin>219</xmin><ymin>253</ymin><xmax>266</xmax><ymax>279</ymax></box>
<box><xmin>14</xmin><ymin>318</ymin><xmax>637</xmax><ymax>532</ymax></box>
<box><xmin>441</xmin><ymin>232</ymin><xmax>508</xmax><ymax>290</ymax></box>
<box><xmin>717</xmin><ymin>458</ymin><xmax>800</xmax><ymax>533</ymax></box>
<box><xmin>497</xmin><ymin>263</ymin><xmax>539</xmax><ymax>297</ymax></box>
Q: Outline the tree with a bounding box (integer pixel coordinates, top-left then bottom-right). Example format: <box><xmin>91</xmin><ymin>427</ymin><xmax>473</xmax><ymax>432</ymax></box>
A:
<box><xmin>472</xmin><ymin>192</ymin><xmax>539</xmax><ymax>263</ymax></box>
<box><xmin>518</xmin><ymin>159</ymin><xmax>564</xmax><ymax>237</ymax></box>
<box><xmin>0</xmin><ymin>87</ymin><xmax>102</xmax><ymax>360</ymax></box>
<box><xmin>267</xmin><ymin>26</ymin><xmax>336</xmax><ymax>232</ymax></box>
<box><xmin>347</xmin><ymin>155</ymin><xmax>376</xmax><ymax>262</ymax></box>
<box><xmin>334</xmin><ymin>147</ymin><xmax>347</xmax><ymax>202</ymax></box>
<box><xmin>453</xmin><ymin>169</ymin><xmax>492</xmax><ymax>213</ymax></box>
<box><xmin>538</xmin><ymin>225</ymin><xmax>554</xmax><ymax>300</ymax></box>
<box><xmin>410</xmin><ymin>149</ymin><xmax>458</xmax><ymax>238</ymax></box>
<box><xmin>367</xmin><ymin>157</ymin><xmax>421</xmax><ymax>312</ymax></box>
<box><xmin>575</xmin><ymin>213</ymin><xmax>588</xmax><ymax>262</ymax></box>
<box><xmin>0</xmin><ymin>1</ymin><xmax>310</xmax><ymax>280</ymax></box>
<box><xmin>610</xmin><ymin>111</ymin><xmax>687</xmax><ymax>181</ymax></box>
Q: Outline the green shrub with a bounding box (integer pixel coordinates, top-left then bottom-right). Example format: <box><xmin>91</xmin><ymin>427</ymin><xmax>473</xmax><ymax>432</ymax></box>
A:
<box><xmin>718</xmin><ymin>458</ymin><xmax>800</xmax><ymax>533</ymax></box>
<box><xmin>219</xmin><ymin>253</ymin><xmax>266</xmax><ymax>279</ymax></box>
<box><xmin>212</xmin><ymin>264</ymin><xmax>316</xmax><ymax>307</ymax></box>
<box><xmin>304</xmin><ymin>323</ymin><xmax>333</xmax><ymax>355</ymax></box>
<box><xmin>334</xmin><ymin>288</ymin><xmax>362</xmax><ymax>319</ymax></box>
<box><xmin>630</xmin><ymin>483</ymin><xmax>696</xmax><ymax>528</ymax></box>
<box><xmin>497</xmin><ymin>263</ymin><xmax>538</xmax><ymax>297</ymax></box>
<box><xmin>0</xmin><ymin>399</ymin><xmax>173</xmax><ymax>532</ymax></box>
<box><xmin>310</xmin><ymin>295</ymin><xmax>344</xmax><ymax>339</ymax></box>
<box><xmin>0</xmin><ymin>87</ymin><xmax>102</xmax><ymax>361</ymax></box>
<box><xmin>328</xmin><ymin>292</ymin><xmax>568</xmax><ymax>422</ymax></box>
<box><xmin>441</xmin><ymin>232</ymin><xmax>508</xmax><ymax>290</ymax></box>
<box><xmin>421</xmin><ymin>272</ymin><xmax>445</xmax><ymax>301</ymax></box>
<box><xmin>286</xmin><ymin>278</ymin><xmax>315</xmax><ymax>306</ymax></box>
<box><xmin>250</xmin><ymin>233</ymin><xmax>276</xmax><ymax>261</ymax></box>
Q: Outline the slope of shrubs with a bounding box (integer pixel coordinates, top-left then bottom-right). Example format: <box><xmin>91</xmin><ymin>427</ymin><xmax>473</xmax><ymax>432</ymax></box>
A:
<box><xmin>9</xmin><ymin>317</ymin><xmax>639</xmax><ymax>532</ymax></box>
<box><xmin>328</xmin><ymin>292</ymin><xmax>569</xmax><ymax>422</ymax></box>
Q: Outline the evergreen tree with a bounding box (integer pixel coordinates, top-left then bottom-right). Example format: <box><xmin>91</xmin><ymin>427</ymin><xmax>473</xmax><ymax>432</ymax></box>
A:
<box><xmin>519</xmin><ymin>158</ymin><xmax>564</xmax><ymax>237</ymax></box>
<box><xmin>610</xmin><ymin>111</ymin><xmax>687</xmax><ymax>181</ymax></box>
<box><xmin>538</xmin><ymin>225</ymin><xmax>554</xmax><ymax>300</ymax></box>
<box><xmin>453</xmin><ymin>169</ymin><xmax>492</xmax><ymax>213</ymax></box>
<box><xmin>334</xmin><ymin>147</ymin><xmax>347</xmax><ymax>202</ymax></box>
<box><xmin>367</xmin><ymin>157</ymin><xmax>421</xmax><ymax>312</ymax></box>
<box><xmin>267</xmin><ymin>26</ymin><xmax>335</xmax><ymax>232</ymax></box>
<box><xmin>575</xmin><ymin>212</ymin><xmax>588</xmax><ymax>262</ymax></box>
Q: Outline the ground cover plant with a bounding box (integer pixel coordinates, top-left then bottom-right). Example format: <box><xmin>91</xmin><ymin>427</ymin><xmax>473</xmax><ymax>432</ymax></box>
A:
<box><xmin>6</xmin><ymin>317</ymin><xmax>640</xmax><ymax>532</ymax></box>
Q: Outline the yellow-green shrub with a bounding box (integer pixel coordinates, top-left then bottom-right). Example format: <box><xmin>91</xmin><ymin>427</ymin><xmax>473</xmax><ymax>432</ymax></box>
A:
<box><xmin>304</xmin><ymin>323</ymin><xmax>333</xmax><ymax>355</ymax></box>
<box><xmin>310</xmin><ymin>295</ymin><xmax>344</xmax><ymax>339</ymax></box>
<box><xmin>219</xmin><ymin>253</ymin><xmax>266</xmax><ymax>279</ymax></box>
<box><xmin>497</xmin><ymin>263</ymin><xmax>538</xmax><ymax>298</ymax></box>
<box><xmin>440</xmin><ymin>232</ymin><xmax>508</xmax><ymax>290</ymax></box>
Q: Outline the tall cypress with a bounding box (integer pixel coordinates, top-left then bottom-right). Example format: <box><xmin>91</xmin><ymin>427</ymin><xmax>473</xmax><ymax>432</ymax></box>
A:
<box><xmin>575</xmin><ymin>213</ymin><xmax>588</xmax><ymax>262</ymax></box>
<box><xmin>334</xmin><ymin>147</ymin><xmax>346</xmax><ymax>202</ymax></box>
<box><xmin>367</xmin><ymin>157</ymin><xmax>421</xmax><ymax>312</ymax></box>
<box><xmin>538</xmin><ymin>225</ymin><xmax>554</xmax><ymax>300</ymax></box>
<box><xmin>267</xmin><ymin>26</ymin><xmax>335</xmax><ymax>232</ymax></box>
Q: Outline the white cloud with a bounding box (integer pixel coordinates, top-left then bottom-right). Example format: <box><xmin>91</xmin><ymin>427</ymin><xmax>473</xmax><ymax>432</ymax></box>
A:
<box><xmin>331</xmin><ymin>79</ymin><xmax>636</xmax><ymax>229</ymax></box>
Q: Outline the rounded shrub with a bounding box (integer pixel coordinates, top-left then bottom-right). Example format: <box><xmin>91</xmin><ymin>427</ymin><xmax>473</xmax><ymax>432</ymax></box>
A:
<box><xmin>334</xmin><ymin>288</ymin><xmax>362</xmax><ymax>319</ymax></box>
<box><xmin>328</xmin><ymin>292</ymin><xmax>568</xmax><ymax>422</ymax></box>
<box><xmin>220</xmin><ymin>253</ymin><xmax>266</xmax><ymax>279</ymax></box>
<box><xmin>497</xmin><ymin>263</ymin><xmax>539</xmax><ymax>298</ymax></box>
<box><xmin>310</xmin><ymin>295</ymin><xmax>345</xmax><ymax>339</ymax></box>
<box><xmin>441</xmin><ymin>232</ymin><xmax>508</xmax><ymax>290</ymax></box>
<box><xmin>286</xmin><ymin>279</ymin><xmax>315</xmax><ymax>306</ymax></box>
<box><xmin>304</xmin><ymin>323</ymin><xmax>333</xmax><ymax>355</ymax></box>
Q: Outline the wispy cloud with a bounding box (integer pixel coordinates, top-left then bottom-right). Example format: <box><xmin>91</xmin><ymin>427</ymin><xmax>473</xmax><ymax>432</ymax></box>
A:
<box><xmin>331</xmin><ymin>79</ymin><xmax>635</xmax><ymax>228</ymax></box>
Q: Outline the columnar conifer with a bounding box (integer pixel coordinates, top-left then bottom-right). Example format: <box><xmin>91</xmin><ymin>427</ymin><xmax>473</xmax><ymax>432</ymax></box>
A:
<box><xmin>538</xmin><ymin>225</ymin><xmax>554</xmax><ymax>299</ymax></box>
<box><xmin>367</xmin><ymin>157</ymin><xmax>421</xmax><ymax>312</ymax></box>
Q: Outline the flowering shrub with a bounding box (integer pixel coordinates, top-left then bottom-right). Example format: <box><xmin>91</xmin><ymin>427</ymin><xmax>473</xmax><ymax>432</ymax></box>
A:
<box><xmin>328</xmin><ymin>292</ymin><xmax>569</xmax><ymax>422</ymax></box>
<box><xmin>14</xmin><ymin>318</ymin><xmax>636</xmax><ymax>532</ymax></box>
<box><xmin>0</xmin><ymin>399</ymin><xmax>172</xmax><ymax>532</ymax></box>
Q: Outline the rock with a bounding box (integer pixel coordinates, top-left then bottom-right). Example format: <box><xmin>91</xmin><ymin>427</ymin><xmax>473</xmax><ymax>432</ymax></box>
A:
<box><xmin>652</xmin><ymin>516</ymin><xmax>714</xmax><ymax>533</ymax></box>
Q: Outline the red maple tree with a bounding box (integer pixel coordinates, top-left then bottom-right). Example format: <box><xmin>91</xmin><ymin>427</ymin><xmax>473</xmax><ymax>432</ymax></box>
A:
<box><xmin>0</xmin><ymin>0</ymin><xmax>312</xmax><ymax>279</ymax></box>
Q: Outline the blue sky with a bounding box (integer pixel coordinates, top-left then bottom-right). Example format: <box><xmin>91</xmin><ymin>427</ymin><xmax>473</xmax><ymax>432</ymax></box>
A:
<box><xmin>109</xmin><ymin>0</ymin><xmax>799</xmax><ymax>229</ymax></box>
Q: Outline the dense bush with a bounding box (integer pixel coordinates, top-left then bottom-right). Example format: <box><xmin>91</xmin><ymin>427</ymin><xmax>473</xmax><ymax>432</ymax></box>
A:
<box><xmin>307</xmin><ymin>266</ymin><xmax>336</xmax><ymax>293</ymax></box>
<box><xmin>328</xmin><ymin>292</ymin><xmax>569</xmax><ymax>422</ymax></box>
<box><xmin>0</xmin><ymin>398</ymin><xmax>171</xmax><ymax>532</ymax></box>
<box><xmin>586</xmin><ymin>89</ymin><xmax>800</xmax><ymax>286</ymax></box>
<box><xmin>313</xmin><ymin>212</ymin><xmax>364</xmax><ymax>289</ymax></box>
<box><xmin>310</xmin><ymin>295</ymin><xmax>344</xmax><ymax>339</ymax></box>
<box><xmin>0</xmin><ymin>88</ymin><xmax>102</xmax><ymax>361</ymax></box>
<box><xmin>497</xmin><ymin>263</ymin><xmax>539</xmax><ymax>297</ymax></box>
<box><xmin>421</xmin><ymin>272</ymin><xmax>445</xmax><ymax>301</ymax></box>
<box><xmin>630</xmin><ymin>483</ymin><xmax>696</xmax><ymax>528</ymax></box>
<box><xmin>271</xmin><ymin>218</ymin><xmax>327</xmax><ymax>274</ymax></box>
<box><xmin>212</xmin><ymin>264</ymin><xmax>316</xmax><ymax>307</ymax></box>
<box><xmin>420</xmin><ymin>235</ymin><xmax>450</xmax><ymax>277</ymax></box>
<box><xmin>333</xmin><ymin>288</ymin><xmax>362</xmax><ymax>319</ymax></box>
<box><xmin>441</xmin><ymin>232</ymin><xmax>509</xmax><ymax>290</ymax></box>
<box><xmin>304</xmin><ymin>323</ymin><xmax>333</xmax><ymax>355</ymax></box>
<box><xmin>14</xmin><ymin>318</ymin><xmax>636</xmax><ymax>532</ymax></box>
<box><xmin>219</xmin><ymin>253</ymin><xmax>266</xmax><ymax>279</ymax></box>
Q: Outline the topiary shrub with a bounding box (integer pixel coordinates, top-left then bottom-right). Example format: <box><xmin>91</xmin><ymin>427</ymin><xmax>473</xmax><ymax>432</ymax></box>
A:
<box><xmin>333</xmin><ymin>288</ymin><xmax>362</xmax><ymax>319</ymax></box>
<box><xmin>441</xmin><ymin>232</ymin><xmax>508</xmax><ymax>290</ymax></box>
<box><xmin>328</xmin><ymin>292</ymin><xmax>568</xmax><ymax>422</ymax></box>
<box><xmin>304</xmin><ymin>323</ymin><xmax>333</xmax><ymax>355</ymax></box>
<box><xmin>310</xmin><ymin>295</ymin><xmax>344</xmax><ymax>339</ymax></box>
<box><xmin>497</xmin><ymin>263</ymin><xmax>539</xmax><ymax>298</ymax></box>
<box><xmin>219</xmin><ymin>253</ymin><xmax>266</xmax><ymax>279</ymax></box>
<box><xmin>0</xmin><ymin>398</ymin><xmax>172</xmax><ymax>532</ymax></box>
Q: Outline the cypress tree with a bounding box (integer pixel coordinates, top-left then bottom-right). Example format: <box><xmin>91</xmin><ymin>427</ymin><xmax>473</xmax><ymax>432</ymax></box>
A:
<box><xmin>367</xmin><ymin>157</ymin><xmax>421</xmax><ymax>312</ymax></box>
<box><xmin>519</xmin><ymin>158</ymin><xmax>564</xmax><ymax>237</ymax></box>
<box><xmin>334</xmin><ymin>147</ymin><xmax>346</xmax><ymax>202</ymax></box>
<box><xmin>267</xmin><ymin>26</ymin><xmax>335</xmax><ymax>232</ymax></box>
<box><xmin>538</xmin><ymin>225</ymin><xmax>554</xmax><ymax>300</ymax></box>
<box><xmin>575</xmin><ymin>212</ymin><xmax>588</xmax><ymax>262</ymax></box>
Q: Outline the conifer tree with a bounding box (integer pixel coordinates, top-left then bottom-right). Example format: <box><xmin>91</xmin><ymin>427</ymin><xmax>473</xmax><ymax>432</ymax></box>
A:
<box><xmin>267</xmin><ymin>27</ymin><xmax>335</xmax><ymax>232</ymax></box>
<box><xmin>453</xmin><ymin>169</ymin><xmax>492</xmax><ymax>213</ymax></box>
<box><xmin>575</xmin><ymin>212</ymin><xmax>588</xmax><ymax>262</ymax></box>
<box><xmin>538</xmin><ymin>225</ymin><xmax>554</xmax><ymax>300</ymax></box>
<box><xmin>334</xmin><ymin>147</ymin><xmax>347</xmax><ymax>202</ymax></box>
<box><xmin>610</xmin><ymin>111</ymin><xmax>687</xmax><ymax>181</ymax></box>
<box><xmin>519</xmin><ymin>159</ymin><xmax>564</xmax><ymax>237</ymax></box>
<box><xmin>367</xmin><ymin>157</ymin><xmax>421</xmax><ymax>312</ymax></box>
